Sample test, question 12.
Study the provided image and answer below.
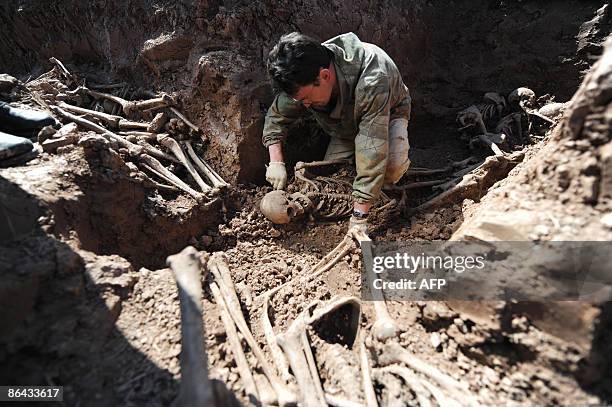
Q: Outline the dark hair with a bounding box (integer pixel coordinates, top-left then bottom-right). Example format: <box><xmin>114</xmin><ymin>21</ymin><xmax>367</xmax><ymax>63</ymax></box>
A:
<box><xmin>267</xmin><ymin>32</ymin><xmax>331</xmax><ymax>96</ymax></box>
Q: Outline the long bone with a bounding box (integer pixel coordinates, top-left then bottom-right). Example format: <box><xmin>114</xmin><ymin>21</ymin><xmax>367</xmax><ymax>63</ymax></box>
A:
<box><xmin>208</xmin><ymin>255</ymin><xmax>295</xmax><ymax>407</ymax></box>
<box><xmin>359</xmin><ymin>335</ymin><xmax>378</xmax><ymax>407</ymax></box>
<box><xmin>185</xmin><ymin>141</ymin><xmax>229</xmax><ymax>189</ymax></box>
<box><xmin>357</xmin><ymin>232</ymin><xmax>400</xmax><ymax>341</ymax></box>
<box><xmin>259</xmin><ymin>231</ymin><xmax>359</xmax><ymax>301</ymax></box>
<box><xmin>276</xmin><ymin>312</ymin><xmax>327</xmax><ymax>407</ymax></box>
<box><xmin>50</xmin><ymin>105</ymin><xmax>176</xmax><ymax>162</ymax></box>
<box><xmin>87</xmin><ymin>88</ymin><xmax>174</xmax><ymax>116</ymax></box>
<box><xmin>57</xmin><ymin>101</ymin><xmax>123</xmax><ymax>128</ymax></box>
<box><xmin>170</xmin><ymin>107</ymin><xmax>201</xmax><ymax>133</ymax></box>
<box><xmin>139</xmin><ymin>154</ymin><xmax>203</xmax><ymax>200</ymax></box>
<box><xmin>376</xmin><ymin>366</ymin><xmax>432</xmax><ymax>407</ymax></box>
<box><xmin>210</xmin><ymin>282</ymin><xmax>261</xmax><ymax>404</ymax></box>
<box><xmin>379</xmin><ymin>342</ymin><xmax>470</xmax><ymax>397</ymax></box>
<box><xmin>166</xmin><ymin>246</ymin><xmax>216</xmax><ymax>407</ymax></box>
<box><xmin>158</xmin><ymin>134</ymin><xmax>212</xmax><ymax>192</ymax></box>
<box><xmin>264</xmin><ymin>296</ymin><xmax>366</xmax><ymax>407</ymax></box>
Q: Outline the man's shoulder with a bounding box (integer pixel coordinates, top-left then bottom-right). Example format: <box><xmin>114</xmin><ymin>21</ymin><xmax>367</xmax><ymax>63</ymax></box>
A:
<box><xmin>322</xmin><ymin>32</ymin><xmax>365</xmax><ymax>64</ymax></box>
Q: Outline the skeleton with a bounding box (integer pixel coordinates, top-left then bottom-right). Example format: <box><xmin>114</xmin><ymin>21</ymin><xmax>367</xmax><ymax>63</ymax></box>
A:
<box><xmin>508</xmin><ymin>87</ymin><xmax>555</xmax><ymax>130</ymax></box>
<box><xmin>166</xmin><ymin>246</ymin><xmax>216</xmax><ymax>407</ymax></box>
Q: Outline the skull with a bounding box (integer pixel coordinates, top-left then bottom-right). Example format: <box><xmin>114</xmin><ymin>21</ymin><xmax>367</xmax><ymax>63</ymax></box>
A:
<box><xmin>457</xmin><ymin>105</ymin><xmax>485</xmax><ymax>132</ymax></box>
<box><xmin>508</xmin><ymin>87</ymin><xmax>536</xmax><ymax>109</ymax></box>
<box><xmin>260</xmin><ymin>190</ymin><xmax>311</xmax><ymax>224</ymax></box>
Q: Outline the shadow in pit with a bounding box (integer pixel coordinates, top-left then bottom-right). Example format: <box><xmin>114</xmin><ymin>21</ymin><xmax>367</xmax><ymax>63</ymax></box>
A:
<box><xmin>0</xmin><ymin>175</ymin><xmax>237</xmax><ymax>406</ymax></box>
<box><xmin>577</xmin><ymin>301</ymin><xmax>612</xmax><ymax>403</ymax></box>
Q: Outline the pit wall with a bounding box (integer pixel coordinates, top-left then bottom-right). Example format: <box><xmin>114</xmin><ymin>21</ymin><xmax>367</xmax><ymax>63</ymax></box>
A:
<box><xmin>1</xmin><ymin>1</ymin><xmax>608</xmax><ymax>183</ymax></box>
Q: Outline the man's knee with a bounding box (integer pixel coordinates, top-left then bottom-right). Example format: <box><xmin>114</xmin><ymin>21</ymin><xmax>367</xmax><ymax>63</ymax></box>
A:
<box><xmin>385</xmin><ymin>118</ymin><xmax>410</xmax><ymax>184</ymax></box>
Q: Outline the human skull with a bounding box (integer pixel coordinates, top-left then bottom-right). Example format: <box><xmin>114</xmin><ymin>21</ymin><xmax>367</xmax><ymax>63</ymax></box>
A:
<box><xmin>260</xmin><ymin>190</ymin><xmax>310</xmax><ymax>224</ymax></box>
<box><xmin>457</xmin><ymin>105</ymin><xmax>484</xmax><ymax>129</ymax></box>
<box><xmin>508</xmin><ymin>87</ymin><xmax>536</xmax><ymax>109</ymax></box>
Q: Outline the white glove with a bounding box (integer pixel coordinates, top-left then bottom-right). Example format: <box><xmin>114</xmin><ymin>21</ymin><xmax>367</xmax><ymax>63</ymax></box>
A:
<box><xmin>266</xmin><ymin>161</ymin><xmax>287</xmax><ymax>190</ymax></box>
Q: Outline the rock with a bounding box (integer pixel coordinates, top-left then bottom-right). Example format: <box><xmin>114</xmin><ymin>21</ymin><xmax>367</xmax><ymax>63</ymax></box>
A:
<box><xmin>451</xmin><ymin>209</ymin><xmax>540</xmax><ymax>241</ymax></box>
<box><xmin>84</xmin><ymin>254</ymin><xmax>138</xmax><ymax>290</ymax></box>
<box><xmin>42</xmin><ymin>135</ymin><xmax>78</xmax><ymax>153</ymax></box>
<box><xmin>37</xmin><ymin>125</ymin><xmax>57</xmax><ymax>143</ymax></box>
<box><xmin>0</xmin><ymin>73</ymin><xmax>18</xmax><ymax>92</ymax></box>
<box><xmin>601</xmin><ymin>212</ymin><xmax>612</xmax><ymax>229</ymax></box>
<box><xmin>430</xmin><ymin>332</ymin><xmax>442</xmax><ymax>349</ymax></box>
<box><xmin>600</xmin><ymin>141</ymin><xmax>612</xmax><ymax>204</ymax></box>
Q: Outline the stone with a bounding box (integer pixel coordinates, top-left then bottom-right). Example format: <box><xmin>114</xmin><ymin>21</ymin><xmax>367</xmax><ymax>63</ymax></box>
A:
<box><xmin>42</xmin><ymin>135</ymin><xmax>78</xmax><ymax>153</ymax></box>
<box><xmin>451</xmin><ymin>209</ymin><xmax>540</xmax><ymax>241</ymax></box>
<box><xmin>0</xmin><ymin>73</ymin><xmax>18</xmax><ymax>92</ymax></box>
<box><xmin>601</xmin><ymin>212</ymin><xmax>612</xmax><ymax>229</ymax></box>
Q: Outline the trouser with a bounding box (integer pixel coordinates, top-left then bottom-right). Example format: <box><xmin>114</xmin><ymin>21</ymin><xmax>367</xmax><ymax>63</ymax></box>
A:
<box><xmin>323</xmin><ymin>118</ymin><xmax>410</xmax><ymax>185</ymax></box>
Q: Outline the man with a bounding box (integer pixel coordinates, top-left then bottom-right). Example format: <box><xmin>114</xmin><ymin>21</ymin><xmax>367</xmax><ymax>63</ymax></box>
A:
<box><xmin>262</xmin><ymin>32</ymin><xmax>411</xmax><ymax>233</ymax></box>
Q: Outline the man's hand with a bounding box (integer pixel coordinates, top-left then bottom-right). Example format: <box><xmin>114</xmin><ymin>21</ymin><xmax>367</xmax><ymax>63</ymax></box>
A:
<box><xmin>348</xmin><ymin>215</ymin><xmax>368</xmax><ymax>234</ymax></box>
<box><xmin>266</xmin><ymin>161</ymin><xmax>287</xmax><ymax>190</ymax></box>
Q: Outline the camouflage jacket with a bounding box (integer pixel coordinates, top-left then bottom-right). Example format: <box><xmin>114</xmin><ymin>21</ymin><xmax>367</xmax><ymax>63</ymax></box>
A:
<box><xmin>262</xmin><ymin>32</ymin><xmax>411</xmax><ymax>203</ymax></box>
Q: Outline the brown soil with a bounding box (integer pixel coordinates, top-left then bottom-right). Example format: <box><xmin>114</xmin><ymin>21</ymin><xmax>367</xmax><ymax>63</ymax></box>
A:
<box><xmin>0</xmin><ymin>1</ymin><xmax>611</xmax><ymax>406</ymax></box>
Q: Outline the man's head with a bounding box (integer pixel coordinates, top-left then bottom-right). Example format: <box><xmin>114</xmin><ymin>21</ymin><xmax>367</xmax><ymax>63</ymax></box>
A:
<box><xmin>267</xmin><ymin>32</ymin><xmax>336</xmax><ymax>109</ymax></box>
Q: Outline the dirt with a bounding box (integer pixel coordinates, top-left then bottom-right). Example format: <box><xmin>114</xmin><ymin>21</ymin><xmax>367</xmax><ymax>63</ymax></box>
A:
<box><xmin>0</xmin><ymin>1</ymin><xmax>611</xmax><ymax>406</ymax></box>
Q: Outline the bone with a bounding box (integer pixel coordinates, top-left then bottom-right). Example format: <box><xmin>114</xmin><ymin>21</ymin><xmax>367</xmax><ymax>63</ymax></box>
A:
<box><xmin>88</xmin><ymin>88</ymin><xmax>174</xmax><ymax>116</ymax></box>
<box><xmin>57</xmin><ymin>101</ymin><xmax>122</xmax><ymax>128</ymax></box>
<box><xmin>158</xmin><ymin>135</ymin><xmax>212</xmax><ymax>192</ymax></box>
<box><xmin>385</xmin><ymin>179</ymin><xmax>448</xmax><ymax>191</ymax></box>
<box><xmin>276</xmin><ymin>312</ymin><xmax>327</xmax><ymax>407</ymax></box>
<box><xmin>133</xmin><ymin>165</ymin><xmax>179</xmax><ymax>192</ymax></box>
<box><xmin>377</xmin><ymin>366</ymin><xmax>432</xmax><ymax>407</ymax></box>
<box><xmin>301</xmin><ymin>322</ymin><xmax>328</xmax><ymax>404</ymax></box>
<box><xmin>185</xmin><ymin>141</ymin><xmax>229</xmax><ymax>189</ymax></box>
<box><xmin>380</xmin><ymin>342</ymin><xmax>469</xmax><ymax>395</ymax></box>
<box><xmin>295</xmin><ymin>158</ymin><xmax>352</xmax><ymax>171</ymax></box>
<box><xmin>476</xmin><ymin>133</ymin><xmax>504</xmax><ymax>156</ymax></box>
<box><xmin>50</xmin><ymin>105</ymin><xmax>142</xmax><ymax>155</ymax></box>
<box><xmin>118</xmin><ymin>119</ymin><xmax>151</xmax><ymax>130</ymax></box>
<box><xmin>170</xmin><ymin>107</ymin><xmax>201</xmax><ymax>133</ymax></box>
<box><xmin>359</xmin><ymin>335</ymin><xmax>378</xmax><ymax>407</ymax></box>
<box><xmin>166</xmin><ymin>246</ymin><xmax>216</xmax><ymax>407</ymax></box>
<box><xmin>208</xmin><ymin>255</ymin><xmax>295</xmax><ymax>406</ymax></box>
<box><xmin>139</xmin><ymin>154</ymin><xmax>203</xmax><ymax>200</ymax></box>
<box><xmin>210</xmin><ymin>282</ymin><xmax>261</xmax><ymax>404</ymax></box>
<box><xmin>262</xmin><ymin>293</ymin><xmax>293</xmax><ymax>384</ymax></box>
<box><xmin>118</xmin><ymin>131</ymin><xmax>157</xmax><ymax>141</ymax></box>
<box><xmin>358</xmin><ymin>232</ymin><xmax>400</xmax><ymax>341</ymax></box>
<box><xmin>260</xmin><ymin>231</ymin><xmax>358</xmax><ymax>301</ymax></box>
<box><xmin>148</xmin><ymin>112</ymin><xmax>168</xmax><ymax>132</ymax></box>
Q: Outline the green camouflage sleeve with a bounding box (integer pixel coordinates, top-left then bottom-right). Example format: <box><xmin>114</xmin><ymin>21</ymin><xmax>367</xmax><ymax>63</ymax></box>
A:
<box><xmin>352</xmin><ymin>76</ymin><xmax>391</xmax><ymax>204</ymax></box>
<box><xmin>262</xmin><ymin>93</ymin><xmax>306</xmax><ymax>148</ymax></box>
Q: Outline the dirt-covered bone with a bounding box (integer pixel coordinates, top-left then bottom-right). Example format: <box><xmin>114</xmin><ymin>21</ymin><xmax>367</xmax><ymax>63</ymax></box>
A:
<box><xmin>87</xmin><ymin>87</ymin><xmax>175</xmax><ymax>116</ymax></box>
<box><xmin>260</xmin><ymin>190</ymin><xmax>313</xmax><ymax>224</ymax></box>
<box><xmin>376</xmin><ymin>365</ymin><xmax>433</xmax><ymax>407</ymax></box>
<box><xmin>184</xmin><ymin>141</ymin><xmax>229</xmax><ymax>189</ymax></box>
<box><xmin>276</xmin><ymin>310</ymin><xmax>327</xmax><ymax>407</ymax></box>
<box><xmin>208</xmin><ymin>254</ymin><xmax>295</xmax><ymax>407</ymax></box>
<box><xmin>379</xmin><ymin>342</ymin><xmax>473</xmax><ymax>404</ymax></box>
<box><xmin>359</xmin><ymin>335</ymin><xmax>378</xmax><ymax>407</ymax></box>
<box><xmin>210</xmin><ymin>282</ymin><xmax>261</xmax><ymax>404</ymax></box>
<box><xmin>166</xmin><ymin>246</ymin><xmax>216</xmax><ymax>407</ymax></box>
<box><xmin>457</xmin><ymin>105</ymin><xmax>488</xmax><ymax>134</ymax></box>
<box><xmin>157</xmin><ymin>134</ymin><xmax>212</xmax><ymax>193</ymax></box>
<box><xmin>138</xmin><ymin>154</ymin><xmax>204</xmax><ymax>200</ymax></box>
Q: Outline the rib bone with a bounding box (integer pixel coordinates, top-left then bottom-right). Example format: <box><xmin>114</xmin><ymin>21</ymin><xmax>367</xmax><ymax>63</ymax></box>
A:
<box><xmin>166</xmin><ymin>246</ymin><xmax>216</xmax><ymax>407</ymax></box>
<box><xmin>158</xmin><ymin>134</ymin><xmax>212</xmax><ymax>192</ymax></box>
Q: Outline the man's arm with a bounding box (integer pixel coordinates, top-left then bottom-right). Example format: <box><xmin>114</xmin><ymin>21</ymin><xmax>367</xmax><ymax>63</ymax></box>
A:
<box><xmin>352</xmin><ymin>76</ymin><xmax>392</xmax><ymax>213</ymax></box>
<box><xmin>262</xmin><ymin>93</ymin><xmax>305</xmax><ymax>189</ymax></box>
